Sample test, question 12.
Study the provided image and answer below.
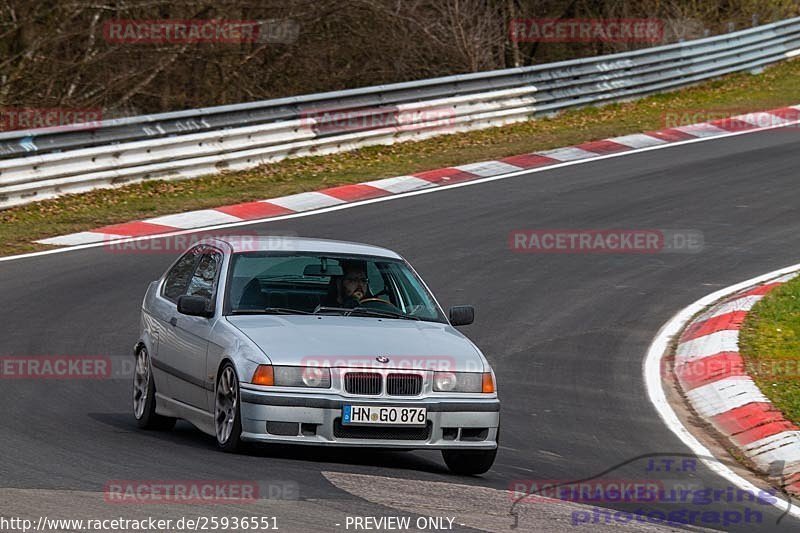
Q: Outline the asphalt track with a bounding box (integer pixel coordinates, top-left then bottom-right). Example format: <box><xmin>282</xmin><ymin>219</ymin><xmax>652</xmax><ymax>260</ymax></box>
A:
<box><xmin>1</xmin><ymin>126</ymin><xmax>800</xmax><ymax>532</ymax></box>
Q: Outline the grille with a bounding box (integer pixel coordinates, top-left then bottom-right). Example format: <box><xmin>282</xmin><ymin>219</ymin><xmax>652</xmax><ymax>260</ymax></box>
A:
<box><xmin>333</xmin><ymin>418</ymin><xmax>431</xmax><ymax>440</ymax></box>
<box><xmin>344</xmin><ymin>372</ymin><xmax>382</xmax><ymax>395</ymax></box>
<box><xmin>386</xmin><ymin>373</ymin><xmax>422</xmax><ymax>396</ymax></box>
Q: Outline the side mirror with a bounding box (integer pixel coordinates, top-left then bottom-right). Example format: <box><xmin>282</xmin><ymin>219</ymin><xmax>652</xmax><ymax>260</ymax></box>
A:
<box><xmin>449</xmin><ymin>305</ymin><xmax>474</xmax><ymax>326</ymax></box>
<box><xmin>177</xmin><ymin>295</ymin><xmax>213</xmax><ymax>317</ymax></box>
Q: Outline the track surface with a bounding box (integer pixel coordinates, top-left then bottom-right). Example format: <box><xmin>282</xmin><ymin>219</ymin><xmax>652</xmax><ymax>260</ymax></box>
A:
<box><xmin>2</xmin><ymin>127</ymin><xmax>799</xmax><ymax>531</ymax></box>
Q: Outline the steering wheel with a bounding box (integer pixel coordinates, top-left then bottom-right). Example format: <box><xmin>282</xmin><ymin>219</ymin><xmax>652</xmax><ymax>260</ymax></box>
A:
<box><xmin>358</xmin><ymin>297</ymin><xmax>401</xmax><ymax>312</ymax></box>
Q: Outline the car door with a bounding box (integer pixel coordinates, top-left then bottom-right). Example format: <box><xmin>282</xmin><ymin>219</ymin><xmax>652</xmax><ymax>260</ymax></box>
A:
<box><xmin>150</xmin><ymin>245</ymin><xmax>204</xmax><ymax>400</ymax></box>
<box><xmin>160</xmin><ymin>246</ymin><xmax>223</xmax><ymax>410</ymax></box>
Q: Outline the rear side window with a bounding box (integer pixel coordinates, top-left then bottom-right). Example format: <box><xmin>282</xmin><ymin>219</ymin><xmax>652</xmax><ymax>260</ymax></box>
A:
<box><xmin>163</xmin><ymin>247</ymin><xmax>202</xmax><ymax>301</ymax></box>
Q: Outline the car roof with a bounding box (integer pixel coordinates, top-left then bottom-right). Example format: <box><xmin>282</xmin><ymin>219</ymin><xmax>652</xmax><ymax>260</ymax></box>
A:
<box><xmin>202</xmin><ymin>236</ymin><xmax>403</xmax><ymax>259</ymax></box>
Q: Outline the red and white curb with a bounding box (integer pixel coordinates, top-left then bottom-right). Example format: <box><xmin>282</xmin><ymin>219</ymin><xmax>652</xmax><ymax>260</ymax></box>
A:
<box><xmin>36</xmin><ymin>105</ymin><xmax>800</xmax><ymax>247</ymax></box>
<box><xmin>673</xmin><ymin>272</ymin><xmax>800</xmax><ymax>496</ymax></box>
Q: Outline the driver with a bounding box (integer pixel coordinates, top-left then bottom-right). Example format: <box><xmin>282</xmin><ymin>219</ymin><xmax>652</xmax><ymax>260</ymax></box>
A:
<box><xmin>336</xmin><ymin>260</ymin><xmax>371</xmax><ymax>308</ymax></box>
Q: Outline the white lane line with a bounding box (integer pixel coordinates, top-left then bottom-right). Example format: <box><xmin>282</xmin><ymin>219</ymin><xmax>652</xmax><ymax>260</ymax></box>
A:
<box><xmin>644</xmin><ymin>264</ymin><xmax>800</xmax><ymax>520</ymax></box>
<box><xmin>6</xmin><ymin>112</ymin><xmax>800</xmax><ymax>264</ymax></box>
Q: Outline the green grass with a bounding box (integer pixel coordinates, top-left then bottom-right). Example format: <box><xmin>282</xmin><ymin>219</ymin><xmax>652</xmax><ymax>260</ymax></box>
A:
<box><xmin>739</xmin><ymin>276</ymin><xmax>800</xmax><ymax>423</ymax></box>
<box><xmin>3</xmin><ymin>58</ymin><xmax>800</xmax><ymax>257</ymax></box>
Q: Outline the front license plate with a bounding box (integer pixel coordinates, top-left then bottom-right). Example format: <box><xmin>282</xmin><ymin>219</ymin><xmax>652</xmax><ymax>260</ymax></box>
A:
<box><xmin>342</xmin><ymin>405</ymin><xmax>427</xmax><ymax>426</ymax></box>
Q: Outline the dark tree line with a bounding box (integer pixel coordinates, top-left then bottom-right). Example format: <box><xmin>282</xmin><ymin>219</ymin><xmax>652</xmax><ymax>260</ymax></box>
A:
<box><xmin>0</xmin><ymin>0</ymin><xmax>796</xmax><ymax>118</ymax></box>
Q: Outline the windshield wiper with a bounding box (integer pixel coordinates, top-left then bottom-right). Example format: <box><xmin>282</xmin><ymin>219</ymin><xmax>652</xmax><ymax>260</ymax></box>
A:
<box><xmin>312</xmin><ymin>305</ymin><xmax>419</xmax><ymax>320</ymax></box>
<box><xmin>353</xmin><ymin>307</ymin><xmax>420</xmax><ymax>320</ymax></box>
<box><xmin>231</xmin><ymin>307</ymin><xmax>311</xmax><ymax>315</ymax></box>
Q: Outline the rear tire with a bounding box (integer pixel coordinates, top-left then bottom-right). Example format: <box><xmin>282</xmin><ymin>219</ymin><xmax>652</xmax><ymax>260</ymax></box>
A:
<box><xmin>133</xmin><ymin>348</ymin><xmax>176</xmax><ymax>430</ymax></box>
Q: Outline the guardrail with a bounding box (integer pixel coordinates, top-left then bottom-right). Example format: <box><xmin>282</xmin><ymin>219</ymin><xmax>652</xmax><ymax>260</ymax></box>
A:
<box><xmin>2</xmin><ymin>17</ymin><xmax>799</xmax><ymax>209</ymax></box>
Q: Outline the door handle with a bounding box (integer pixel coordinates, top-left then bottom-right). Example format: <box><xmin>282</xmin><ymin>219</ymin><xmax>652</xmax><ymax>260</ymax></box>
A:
<box><xmin>169</xmin><ymin>317</ymin><xmax>178</xmax><ymax>327</ymax></box>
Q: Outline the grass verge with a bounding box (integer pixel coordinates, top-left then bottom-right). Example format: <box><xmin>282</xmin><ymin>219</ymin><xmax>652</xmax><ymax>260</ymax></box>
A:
<box><xmin>2</xmin><ymin>58</ymin><xmax>800</xmax><ymax>257</ymax></box>
<box><xmin>739</xmin><ymin>275</ymin><xmax>800</xmax><ymax>424</ymax></box>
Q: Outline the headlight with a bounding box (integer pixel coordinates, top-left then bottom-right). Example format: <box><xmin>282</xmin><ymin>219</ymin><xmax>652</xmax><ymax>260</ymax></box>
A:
<box><xmin>251</xmin><ymin>365</ymin><xmax>331</xmax><ymax>388</ymax></box>
<box><xmin>433</xmin><ymin>371</ymin><xmax>494</xmax><ymax>393</ymax></box>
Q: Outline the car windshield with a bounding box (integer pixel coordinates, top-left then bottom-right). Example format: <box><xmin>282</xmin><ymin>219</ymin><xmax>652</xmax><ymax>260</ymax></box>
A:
<box><xmin>225</xmin><ymin>252</ymin><xmax>446</xmax><ymax>323</ymax></box>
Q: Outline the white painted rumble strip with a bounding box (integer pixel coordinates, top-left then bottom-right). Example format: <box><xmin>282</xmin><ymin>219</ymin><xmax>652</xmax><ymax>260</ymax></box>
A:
<box><xmin>363</xmin><ymin>175</ymin><xmax>435</xmax><ymax>193</ymax></box>
<box><xmin>453</xmin><ymin>160</ymin><xmax>523</xmax><ymax>177</ymax></box>
<box><xmin>675</xmin><ymin>330</ymin><xmax>740</xmax><ymax>363</ymax></box>
<box><xmin>147</xmin><ymin>209</ymin><xmax>243</xmax><ymax>229</ymax></box>
<box><xmin>534</xmin><ymin>146</ymin><xmax>598</xmax><ymax>161</ymax></box>
<box><xmin>265</xmin><ymin>191</ymin><xmax>346</xmax><ymax>212</ymax></box>
<box><xmin>607</xmin><ymin>133</ymin><xmax>667</xmax><ymax>148</ymax></box>
<box><xmin>700</xmin><ymin>295</ymin><xmax>764</xmax><ymax>321</ymax></box>
<box><xmin>37</xmin><ymin>231</ymin><xmax>125</xmax><ymax>246</ymax></box>
<box><xmin>685</xmin><ymin>377</ymin><xmax>769</xmax><ymax>418</ymax></box>
<box><xmin>644</xmin><ymin>264</ymin><xmax>800</xmax><ymax>520</ymax></box>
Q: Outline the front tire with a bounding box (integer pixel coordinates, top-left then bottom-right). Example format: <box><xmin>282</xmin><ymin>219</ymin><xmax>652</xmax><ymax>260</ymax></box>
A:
<box><xmin>133</xmin><ymin>347</ymin><xmax>176</xmax><ymax>430</ymax></box>
<box><xmin>215</xmin><ymin>363</ymin><xmax>244</xmax><ymax>453</ymax></box>
<box><xmin>442</xmin><ymin>447</ymin><xmax>497</xmax><ymax>475</ymax></box>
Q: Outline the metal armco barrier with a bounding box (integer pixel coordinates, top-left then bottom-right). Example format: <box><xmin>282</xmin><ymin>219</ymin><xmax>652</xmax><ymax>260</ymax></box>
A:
<box><xmin>1</xmin><ymin>17</ymin><xmax>799</xmax><ymax>208</ymax></box>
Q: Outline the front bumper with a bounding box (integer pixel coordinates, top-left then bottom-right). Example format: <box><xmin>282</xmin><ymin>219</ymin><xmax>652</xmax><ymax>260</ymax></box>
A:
<box><xmin>239</xmin><ymin>388</ymin><xmax>500</xmax><ymax>449</ymax></box>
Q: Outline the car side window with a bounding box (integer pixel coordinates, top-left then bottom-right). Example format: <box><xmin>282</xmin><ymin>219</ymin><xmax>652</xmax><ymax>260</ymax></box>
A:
<box><xmin>163</xmin><ymin>247</ymin><xmax>202</xmax><ymax>301</ymax></box>
<box><xmin>186</xmin><ymin>250</ymin><xmax>223</xmax><ymax>300</ymax></box>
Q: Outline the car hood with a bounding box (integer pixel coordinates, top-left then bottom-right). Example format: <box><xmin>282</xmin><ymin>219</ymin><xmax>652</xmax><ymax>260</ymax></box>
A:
<box><xmin>226</xmin><ymin>315</ymin><xmax>486</xmax><ymax>372</ymax></box>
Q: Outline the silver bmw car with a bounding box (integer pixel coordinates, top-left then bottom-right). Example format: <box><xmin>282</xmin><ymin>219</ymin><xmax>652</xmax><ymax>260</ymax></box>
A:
<box><xmin>133</xmin><ymin>236</ymin><xmax>499</xmax><ymax>474</ymax></box>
